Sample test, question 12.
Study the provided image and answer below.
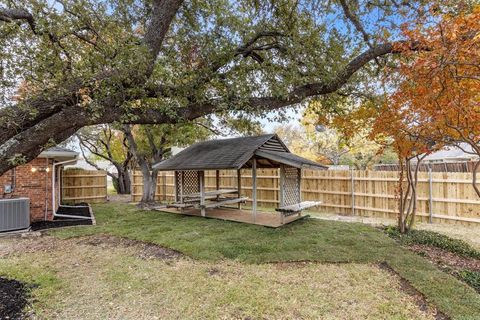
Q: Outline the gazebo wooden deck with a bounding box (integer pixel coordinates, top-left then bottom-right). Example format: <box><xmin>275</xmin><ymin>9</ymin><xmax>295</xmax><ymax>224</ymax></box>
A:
<box><xmin>152</xmin><ymin>134</ymin><xmax>327</xmax><ymax>227</ymax></box>
<box><xmin>160</xmin><ymin>207</ymin><xmax>306</xmax><ymax>228</ymax></box>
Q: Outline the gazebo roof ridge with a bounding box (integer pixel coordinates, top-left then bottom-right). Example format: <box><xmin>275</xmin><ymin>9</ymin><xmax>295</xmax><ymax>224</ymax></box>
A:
<box><xmin>152</xmin><ymin>133</ymin><xmax>326</xmax><ymax>171</ymax></box>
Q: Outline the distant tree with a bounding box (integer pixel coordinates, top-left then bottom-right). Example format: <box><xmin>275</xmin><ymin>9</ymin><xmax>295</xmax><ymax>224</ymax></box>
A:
<box><xmin>275</xmin><ymin>111</ymin><xmax>388</xmax><ymax>168</ymax></box>
<box><xmin>123</xmin><ymin>123</ymin><xmax>211</xmax><ymax>206</ymax></box>
<box><xmin>274</xmin><ymin>124</ymin><xmax>317</xmax><ymax>160</ymax></box>
<box><xmin>76</xmin><ymin>125</ymin><xmax>133</xmax><ymax>194</ymax></box>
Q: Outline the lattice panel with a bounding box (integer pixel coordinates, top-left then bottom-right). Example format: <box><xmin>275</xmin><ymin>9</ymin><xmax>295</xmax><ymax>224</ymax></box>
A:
<box><xmin>281</xmin><ymin>166</ymin><xmax>301</xmax><ymax>206</ymax></box>
<box><xmin>183</xmin><ymin>170</ymin><xmax>200</xmax><ymax>196</ymax></box>
<box><xmin>175</xmin><ymin>170</ymin><xmax>200</xmax><ymax>202</ymax></box>
<box><xmin>174</xmin><ymin>171</ymin><xmax>181</xmax><ymax>201</ymax></box>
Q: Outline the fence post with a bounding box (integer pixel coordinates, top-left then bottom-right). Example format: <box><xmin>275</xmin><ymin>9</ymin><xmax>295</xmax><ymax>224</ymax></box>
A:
<box><xmin>105</xmin><ymin>172</ymin><xmax>108</xmax><ymax>201</ymax></box>
<box><xmin>351</xmin><ymin>168</ymin><xmax>355</xmax><ymax>215</ymax></box>
<box><xmin>428</xmin><ymin>165</ymin><xmax>433</xmax><ymax>224</ymax></box>
<box><xmin>279</xmin><ymin>165</ymin><xmax>285</xmax><ymax>207</ymax></box>
<box><xmin>162</xmin><ymin>172</ymin><xmax>166</xmax><ymax>202</ymax></box>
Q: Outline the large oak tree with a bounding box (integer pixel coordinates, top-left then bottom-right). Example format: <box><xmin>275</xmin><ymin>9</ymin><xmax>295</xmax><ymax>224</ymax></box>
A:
<box><xmin>0</xmin><ymin>0</ymin><xmax>437</xmax><ymax>175</ymax></box>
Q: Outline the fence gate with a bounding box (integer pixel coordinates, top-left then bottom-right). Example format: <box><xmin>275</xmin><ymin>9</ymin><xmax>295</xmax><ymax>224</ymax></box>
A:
<box><xmin>62</xmin><ymin>169</ymin><xmax>108</xmax><ymax>204</ymax></box>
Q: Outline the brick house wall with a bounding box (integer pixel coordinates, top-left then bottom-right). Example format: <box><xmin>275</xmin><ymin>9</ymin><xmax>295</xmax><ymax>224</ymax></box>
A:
<box><xmin>0</xmin><ymin>158</ymin><xmax>54</xmax><ymax>222</ymax></box>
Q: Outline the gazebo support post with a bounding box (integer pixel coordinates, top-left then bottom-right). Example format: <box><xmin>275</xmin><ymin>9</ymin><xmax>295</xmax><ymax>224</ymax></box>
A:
<box><xmin>174</xmin><ymin>171</ymin><xmax>178</xmax><ymax>203</ymax></box>
<box><xmin>252</xmin><ymin>158</ymin><xmax>257</xmax><ymax>223</ymax></box>
<box><xmin>237</xmin><ymin>169</ymin><xmax>242</xmax><ymax>209</ymax></box>
<box><xmin>179</xmin><ymin>171</ymin><xmax>185</xmax><ymax>213</ymax></box>
<box><xmin>215</xmin><ymin>170</ymin><xmax>220</xmax><ymax>201</ymax></box>
<box><xmin>180</xmin><ymin>171</ymin><xmax>184</xmax><ymax>204</ymax></box>
<box><xmin>279</xmin><ymin>165</ymin><xmax>285</xmax><ymax>224</ymax></box>
<box><xmin>297</xmin><ymin>168</ymin><xmax>302</xmax><ymax>217</ymax></box>
<box><xmin>199</xmin><ymin>170</ymin><xmax>206</xmax><ymax>217</ymax></box>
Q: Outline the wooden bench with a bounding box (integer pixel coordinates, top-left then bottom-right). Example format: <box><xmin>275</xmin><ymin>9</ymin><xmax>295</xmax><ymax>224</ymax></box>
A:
<box><xmin>276</xmin><ymin>201</ymin><xmax>322</xmax><ymax>216</ymax></box>
<box><xmin>202</xmin><ymin>197</ymin><xmax>248</xmax><ymax>209</ymax></box>
<box><xmin>184</xmin><ymin>189</ymin><xmax>238</xmax><ymax>198</ymax></box>
<box><xmin>167</xmin><ymin>202</ymin><xmax>195</xmax><ymax>209</ymax></box>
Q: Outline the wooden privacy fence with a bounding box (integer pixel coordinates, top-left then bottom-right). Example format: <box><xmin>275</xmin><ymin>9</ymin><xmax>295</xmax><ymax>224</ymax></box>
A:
<box><xmin>132</xmin><ymin>169</ymin><xmax>480</xmax><ymax>225</ymax></box>
<box><xmin>62</xmin><ymin>169</ymin><xmax>108</xmax><ymax>204</ymax></box>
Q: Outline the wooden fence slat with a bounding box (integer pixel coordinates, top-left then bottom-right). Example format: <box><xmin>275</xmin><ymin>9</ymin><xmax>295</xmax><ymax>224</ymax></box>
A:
<box><xmin>62</xmin><ymin>184</ymin><xmax>107</xmax><ymax>189</ymax></box>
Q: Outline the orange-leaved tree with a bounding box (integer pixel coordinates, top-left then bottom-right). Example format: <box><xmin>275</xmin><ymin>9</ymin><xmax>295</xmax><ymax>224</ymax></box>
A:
<box><xmin>308</xmin><ymin>94</ymin><xmax>438</xmax><ymax>232</ymax></box>
<box><xmin>371</xmin><ymin>98</ymin><xmax>440</xmax><ymax>233</ymax></box>
<box><xmin>371</xmin><ymin>5</ymin><xmax>480</xmax><ymax>232</ymax></box>
<box><xmin>386</xmin><ymin>5</ymin><xmax>480</xmax><ymax>197</ymax></box>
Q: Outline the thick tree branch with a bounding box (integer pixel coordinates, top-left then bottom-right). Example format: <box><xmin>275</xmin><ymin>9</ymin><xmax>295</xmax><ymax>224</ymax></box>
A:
<box><xmin>143</xmin><ymin>0</ymin><xmax>184</xmax><ymax>71</ymax></box>
<box><xmin>0</xmin><ymin>0</ymin><xmax>185</xmax><ymax>140</ymax></box>
<box><xmin>0</xmin><ymin>8</ymin><xmax>36</xmax><ymax>32</ymax></box>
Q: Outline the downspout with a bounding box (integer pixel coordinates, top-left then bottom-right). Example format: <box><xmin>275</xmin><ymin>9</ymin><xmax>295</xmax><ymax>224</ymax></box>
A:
<box><xmin>51</xmin><ymin>159</ymin><xmax>77</xmax><ymax>218</ymax></box>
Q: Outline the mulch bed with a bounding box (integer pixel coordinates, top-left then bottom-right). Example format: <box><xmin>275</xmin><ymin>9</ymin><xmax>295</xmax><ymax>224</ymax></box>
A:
<box><xmin>78</xmin><ymin>235</ymin><xmax>184</xmax><ymax>260</ymax></box>
<box><xmin>409</xmin><ymin>244</ymin><xmax>480</xmax><ymax>272</ymax></box>
<box><xmin>56</xmin><ymin>203</ymin><xmax>91</xmax><ymax>217</ymax></box>
<box><xmin>0</xmin><ymin>277</ymin><xmax>33</xmax><ymax>320</ymax></box>
<box><xmin>406</xmin><ymin>243</ymin><xmax>480</xmax><ymax>294</ymax></box>
<box><xmin>30</xmin><ymin>203</ymin><xmax>93</xmax><ymax>231</ymax></box>
<box><xmin>30</xmin><ymin>218</ymin><xmax>92</xmax><ymax>231</ymax></box>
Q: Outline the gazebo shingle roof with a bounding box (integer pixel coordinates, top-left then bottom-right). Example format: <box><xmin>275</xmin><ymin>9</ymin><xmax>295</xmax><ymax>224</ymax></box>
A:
<box><xmin>153</xmin><ymin>134</ymin><xmax>327</xmax><ymax>171</ymax></box>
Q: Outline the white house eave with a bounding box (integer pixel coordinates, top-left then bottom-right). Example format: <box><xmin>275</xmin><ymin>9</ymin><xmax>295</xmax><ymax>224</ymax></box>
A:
<box><xmin>38</xmin><ymin>151</ymin><xmax>79</xmax><ymax>161</ymax></box>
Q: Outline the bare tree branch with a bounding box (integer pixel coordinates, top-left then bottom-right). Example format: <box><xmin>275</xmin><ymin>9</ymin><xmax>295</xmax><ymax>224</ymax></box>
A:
<box><xmin>193</xmin><ymin>122</ymin><xmax>221</xmax><ymax>135</ymax></box>
<box><xmin>235</xmin><ymin>31</ymin><xmax>286</xmax><ymax>63</ymax></box>
<box><xmin>338</xmin><ymin>0</ymin><xmax>372</xmax><ymax>47</ymax></box>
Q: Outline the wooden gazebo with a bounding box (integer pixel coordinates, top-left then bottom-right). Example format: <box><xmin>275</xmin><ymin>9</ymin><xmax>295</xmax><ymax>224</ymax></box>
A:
<box><xmin>153</xmin><ymin>134</ymin><xmax>327</xmax><ymax>226</ymax></box>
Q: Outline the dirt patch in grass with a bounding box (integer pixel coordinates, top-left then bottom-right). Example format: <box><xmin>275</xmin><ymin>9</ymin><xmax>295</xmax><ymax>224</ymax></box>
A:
<box><xmin>386</xmin><ymin>226</ymin><xmax>480</xmax><ymax>293</ymax></box>
<box><xmin>77</xmin><ymin>234</ymin><xmax>184</xmax><ymax>260</ymax></box>
<box><xmin>410</xmin><ymin>244</ymin><xmax>480</xmax><ymax>272</ymax></box>
<box><xmin>0</xmin><ymin>235</ymin><xmax>58</xmax><ymax>258</ymax></box>
<box><xmin>0</xmin><ymin>277</ymin><xmax>33</xmax><ymax>320</ymax></box>
<box><xmin>0</xmin><ymin>234</ymin><xmax>183</xmax><ymax>262</ymax></box>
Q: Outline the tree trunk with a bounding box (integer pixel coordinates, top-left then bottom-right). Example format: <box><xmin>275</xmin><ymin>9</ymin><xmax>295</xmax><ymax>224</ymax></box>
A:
<box><xmin>472</xmin><ymin>159</ymin><xmax>480</xmax><ymax>198</ymax></box>
<box><xmin>140</xmin><ymin>164</ymin><xmax>158</xmax><ymax>206</ymax></box>
<box><xmin>397</xmin><ymin>157</ymin><xmax>406</xmax><ymax>233</ymax></box>
<box><xmin>113</xmin><ymin>166</ymin><xmax>131</xmax><ymax>195</ymax></box>
<box><xmin>397</xmin><ymin>155</ymin><xmax>426</xmax><ymax>233</ymax></box>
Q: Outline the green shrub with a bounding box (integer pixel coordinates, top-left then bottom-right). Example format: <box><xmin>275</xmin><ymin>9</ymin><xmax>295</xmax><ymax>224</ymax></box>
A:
<box><xmin>457</xmin><ymin>270</ymin><xmax>480</xmax><ymax>293</ymax></box>
<box><xmin>384</xmin><ymin>226</ymin><xmax>480</xmax><ymax>259</ymax></box>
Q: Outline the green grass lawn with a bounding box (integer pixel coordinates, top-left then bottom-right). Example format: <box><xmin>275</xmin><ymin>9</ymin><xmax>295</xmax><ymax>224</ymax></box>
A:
<box><xmin>2</xmin><ymin>202</ymin><xmax>479</xmax><ymax>319</ymax></box>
